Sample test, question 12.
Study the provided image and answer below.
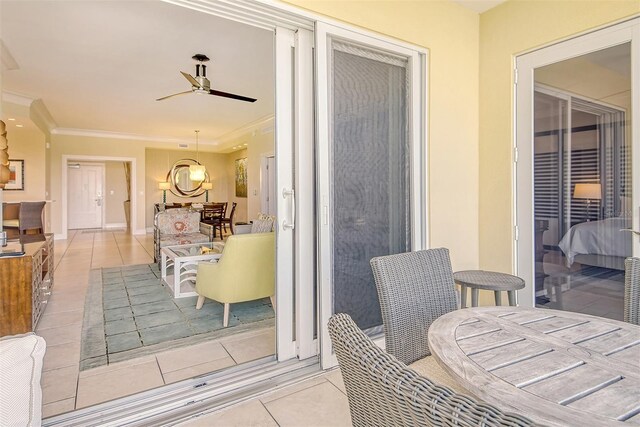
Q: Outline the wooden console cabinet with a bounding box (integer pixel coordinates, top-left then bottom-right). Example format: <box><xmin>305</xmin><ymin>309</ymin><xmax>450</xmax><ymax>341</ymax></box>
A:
<box><xmin>0</xmin><ymin>234</ymin><xmax>54</xmax><ymax>336</ymax></box>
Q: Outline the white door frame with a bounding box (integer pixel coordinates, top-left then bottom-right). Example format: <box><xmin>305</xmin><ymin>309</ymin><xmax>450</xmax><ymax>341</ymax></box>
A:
<box><xmin>515</xmin><ymin>18</ymin><xmax>640</xmax><ymax>307</ymax></box>
<box><xmin>316</xmin><ymin>22</ymin><xmax>428</xmax><ymax>368</ymax></box>
<box><xmin>61</xmin><ymin>155</ymin><xmax>137</xmax><ymax>240</ymax></box>
<box><xmin>260</xmin><ymin>152</ymin><xmax>275</xmax><ymax>215</ymax></box>
<box><xmin>67</xmin><ymin>162</ymin><xmax>105</xmax><ymax>230</ymax></box>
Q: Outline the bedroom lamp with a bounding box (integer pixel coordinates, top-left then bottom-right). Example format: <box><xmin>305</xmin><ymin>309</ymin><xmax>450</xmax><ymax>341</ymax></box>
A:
<box><xmin>189</xmin><ymin>130</ymin><xmax>206</xmax><ymax>182</ymax></box>
<box><xmin>201</xmin><ymin>182</ymin><xmax>213</xmax><ymax>202</ymax></box>
<box><xmin>158</xmin><ymin>181</ymin><xmax>171</xmax><ymax>203</ymax></box>
<box><xmin>574</xmin><ymin>183</ymin><xmax>601</xmax><ymax>221</ymax></box>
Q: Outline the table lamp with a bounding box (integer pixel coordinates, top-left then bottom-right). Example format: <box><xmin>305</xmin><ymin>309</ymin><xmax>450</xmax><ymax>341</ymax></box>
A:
<box><xmin>158</xmin><ymin>181</ymin><xmax>171</xmax><ymax>204</ymax></box>
<box><xmin>573</xmin><ymin>183</ymin><xmax>601</xmax><ymax>221</ymax></box>
<box><xmin>201</xmin><ymin>182</ymin><xmax>213</xmax><ymax>202</ymax></box>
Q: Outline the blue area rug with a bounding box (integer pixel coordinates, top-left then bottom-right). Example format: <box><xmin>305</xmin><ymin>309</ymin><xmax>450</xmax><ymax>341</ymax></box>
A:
<box><xmin>80</xmin><ymin>263</ymin><xmax>274</xmax><ymax>370</ymax></box>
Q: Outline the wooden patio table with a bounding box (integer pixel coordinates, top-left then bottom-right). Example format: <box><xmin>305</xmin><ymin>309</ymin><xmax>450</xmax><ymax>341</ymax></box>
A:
<box><xmin>428</xmin><ymin>306</ymin><xmax>640</xmax><ymax>427</ymax></box>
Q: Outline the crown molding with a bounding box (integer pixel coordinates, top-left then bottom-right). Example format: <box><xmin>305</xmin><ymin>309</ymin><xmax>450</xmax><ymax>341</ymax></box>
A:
<box><xmin>30</xmin><ymin>99</ymin><xmax>58</xmax><ymax>132</ymax></box>
<box><xmin>0</xmin><ymin>40</ymin><xmax>19</xmax><ymax>71</ymax></box>
<box><xmin>215</xmin><ymin>114</ymin><xmax>275</xmax><ymax>145</ymax></box>
<box><xmin>51</xmin><ymin>127</ymin><xmax>220</xmax><ymax>147</ymax></box>
<box><xmin>2</xmin><ymin>91</ymin><xmax>34</xmax><ymax>107</ymax></box>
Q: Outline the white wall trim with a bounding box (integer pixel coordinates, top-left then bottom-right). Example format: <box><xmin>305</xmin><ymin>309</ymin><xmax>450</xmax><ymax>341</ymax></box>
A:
<box><xmin>30</xmin><ymin>99</ymin><xmax>58</xmax><ymax>132</ymax></box>
<box><xmin>61</xmin><ymin>155</ymin><xmax>137</xmax><ymax>240</ymax></box>
<box><xmin>215</xmin><ymin>114</ymin><xmax>275</xmax><ymax>146</ymax></box>
<box><xmin>2</xmin><ymin>90</ymin><xmax>34</xmax><ymax>107</ymax></box>
<box><xmin>52</xmin><ymin>127</ymin><xmax>218</xmax><ymax>147</ymax></box>
<box><xmin>105</xmin><ymin>222</ymin><xmax>128</xmax><ymax>229</ymax></box>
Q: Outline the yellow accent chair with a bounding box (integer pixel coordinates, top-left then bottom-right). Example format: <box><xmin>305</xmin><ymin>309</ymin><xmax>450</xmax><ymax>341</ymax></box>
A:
<box><xmin>195</xmin><ymin>232</ymin><xmax>275</xmax><ymax>327</ymax></box>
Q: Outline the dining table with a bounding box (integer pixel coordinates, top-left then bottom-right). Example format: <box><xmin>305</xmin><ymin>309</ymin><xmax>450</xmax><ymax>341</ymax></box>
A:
<box><xmin>428</xmin><ymin>306</ymin><xmax>640</xmax><ymax>426</ymax></box>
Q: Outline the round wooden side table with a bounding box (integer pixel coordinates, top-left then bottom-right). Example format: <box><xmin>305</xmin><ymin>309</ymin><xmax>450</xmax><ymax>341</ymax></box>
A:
<box><xmin>453</xmin><ymin>270</ymin><xmax>525</xmax><ymax>308</ymax></box>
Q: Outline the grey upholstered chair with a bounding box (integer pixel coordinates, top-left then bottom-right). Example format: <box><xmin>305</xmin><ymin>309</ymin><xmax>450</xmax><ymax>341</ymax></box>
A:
<box><xmin>328</xmin><ymin>313</ymin><xmax>536</xmax><ymax>427</ymax></box>
<box><xmin>625</xmin><ymin>257</ymin><xmax>639</xmax><ymax>325</ymax></box>
<box><xmin>370</xmin><ymin>248</ymin><xmax>465</xmax><ymax>392</ymax></box>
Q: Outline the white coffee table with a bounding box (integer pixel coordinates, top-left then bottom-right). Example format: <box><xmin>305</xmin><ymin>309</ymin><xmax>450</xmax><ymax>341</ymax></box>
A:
<box><xmin>161</xmin><ymin>241</ymin><xmax>225</xmax><ymax>298</ymax></box>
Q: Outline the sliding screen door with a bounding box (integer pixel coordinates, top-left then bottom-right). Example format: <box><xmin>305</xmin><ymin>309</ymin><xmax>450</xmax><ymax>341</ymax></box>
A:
<box><xmin>317</xmin><ymin>23</ymin><xmax>427</xmax><ymax>368</ymax></box>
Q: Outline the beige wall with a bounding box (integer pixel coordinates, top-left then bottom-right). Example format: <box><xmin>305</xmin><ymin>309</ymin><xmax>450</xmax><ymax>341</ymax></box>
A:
<box><xmin>284</xmin><ymin>0</ymin><xmax>481</xmax><ymax>271</ymax></box>
<box><xmin>104</xmin><ymin>161</ymin><xmax>128</xmax><ymax>226</ymax></box>
<box><xmin>1</xmin><ymin>103</ymin><xmax>47</xmax><ymax>204</ymax></box>
<box><xmin>49</xmin><ymin>134</ymin><xmax>146</xmax><ymax>236</ymax></box>
<box><xmin>478</xmin><ymin>1</ymin><xmax>639</xmax><ymax>275</ymax></box>
<box><xmin>145</xmin><ymin>148</ymin><xmax>230</xmax><ymax>228</ymax></box>
<box><xmin>222</xmin><ymin>122</ymin><xmax>275</xmax><ymax>224</ymax></box>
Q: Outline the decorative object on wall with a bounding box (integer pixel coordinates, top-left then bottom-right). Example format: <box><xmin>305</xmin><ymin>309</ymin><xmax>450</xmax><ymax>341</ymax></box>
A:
<box><xmin>5</xmin><ymin>160</ymin><xmax>24</xmax><ymax>191</ymax></box>
<box><xmin>189</xmin><ymin>130</ymin><xmax>206</xmax><ymax>182</ymax></box>
<box><xmin>158</xmin><ymin>181</ymin><xmax>170</xmax><ymax>203</ymax></box>
<box><xmin>235</xmin><ymin>157</ymin><xmax>247</xmax><ymax>198</ymax></box>
<box><xmin>0</xmin><ymin>121</ymin><xmax>10</xmax><ymax>189</ymax></box>
<box><xmin>123</xmin><ymin>162</ymin><xmax>132</xmax><ymax>229</ymax></box>
<box><xmin>167</xmin><ymin>159</ymin><xmax>208</xmax><ymax>198</ymax></box>
<box><xmin>201</xmin><ymin>182</ymin><xmax>213</xmax><ymax>202</ymax></box>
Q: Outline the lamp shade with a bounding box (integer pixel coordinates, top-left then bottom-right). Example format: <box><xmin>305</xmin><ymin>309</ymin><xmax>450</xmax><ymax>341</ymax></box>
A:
<box><xmin>574</xmin><ymin>183</ymin><xmax>601</xmax><ymax>200</ymax></box>
<box><xmin>158</xmin><ymin>181</ymin><xmax>171</xmax><ymax>190</ymax></box>
<box><xmin>189</xmin><ymin>164</ymin><xmax>206</xmax><ymax>182</ymax></box>
<box><xmin>201</xmin><ymin>182</ymin><xmax>213</xmax><ymax>190</ymax></box>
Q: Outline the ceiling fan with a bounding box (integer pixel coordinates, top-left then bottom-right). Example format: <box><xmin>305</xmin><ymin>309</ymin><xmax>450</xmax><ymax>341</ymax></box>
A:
<box><xmin>157</xmin><ymin>54</ymin><xmax>257</xmax><ymax>103</ymax></box>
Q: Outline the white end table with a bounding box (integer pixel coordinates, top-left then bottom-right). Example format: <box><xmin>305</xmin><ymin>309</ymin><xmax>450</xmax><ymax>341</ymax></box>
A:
<box><xmin>161</xmin><ymin>241</ymin><xmax>225</xmax><ymax>298</ymax></box>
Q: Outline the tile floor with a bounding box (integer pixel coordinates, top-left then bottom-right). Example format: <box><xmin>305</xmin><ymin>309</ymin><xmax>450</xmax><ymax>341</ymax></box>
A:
<box><xmin>536</xmin><ymin>250</ymin><xmax>624</xmax><ymax>321</ymax></box>
<box><xmin>176</xmin><ymin>369</ymin><xmax>351</xmax><ymax>427</ymax></box>
<box><xmin>37</xmin><ymin>229</ymin><xmax>288</xmax><ymax>420</ymax></box>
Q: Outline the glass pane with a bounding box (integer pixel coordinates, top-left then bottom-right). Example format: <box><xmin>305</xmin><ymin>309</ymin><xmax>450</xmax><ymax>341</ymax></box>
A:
<box><xmin>330</xmin><ymin>40</ymin><xmax>411</xmax><ymax>331</ymax></box>
<box><xmin>534</xmin><ymin>43</ymin><xmax>632</xmax><ymax>320</ymax></box>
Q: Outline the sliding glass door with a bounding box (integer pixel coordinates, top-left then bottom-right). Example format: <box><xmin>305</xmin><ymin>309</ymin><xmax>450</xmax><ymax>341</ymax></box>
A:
<box><xmin>516</xmin><ymin>19</ymin><xmax>639</xmax><ymax>316</ymax></box>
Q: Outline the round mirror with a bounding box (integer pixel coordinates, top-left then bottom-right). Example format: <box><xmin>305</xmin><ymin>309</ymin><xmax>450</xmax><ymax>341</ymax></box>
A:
<box><xmin>167</xmin><ymin>159</ymin><xmax>209</xmax><ymax>197</ymax></box>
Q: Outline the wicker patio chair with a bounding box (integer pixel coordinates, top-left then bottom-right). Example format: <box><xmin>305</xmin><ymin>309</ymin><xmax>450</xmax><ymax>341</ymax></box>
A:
<box><xmin>625</xmin><ymin>257</ymin><xmax>640</xmax><ymax>325</ymax></box>
<box><xmin>328</xmin><ymin>313</ymin><xmax>536</xmax><ymax>427</ymax></box>
<box><xmin>370</xmin><ymin>248</ymin><xmax>466</xmax><ymax>392</ymax></box>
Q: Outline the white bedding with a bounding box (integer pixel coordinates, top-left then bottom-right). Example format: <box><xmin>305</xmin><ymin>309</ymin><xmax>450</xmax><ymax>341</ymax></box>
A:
<box><xmin>558</xmin><ymin>217</ymin><xmax>632</xmax><ymax>266</ymax></box>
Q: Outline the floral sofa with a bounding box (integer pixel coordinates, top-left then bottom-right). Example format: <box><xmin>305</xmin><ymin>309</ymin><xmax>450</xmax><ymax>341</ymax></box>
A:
<box><xmin>153</xmin><ymin>208</ymin><xmax>211</xmax><ymax>263</ymax></box>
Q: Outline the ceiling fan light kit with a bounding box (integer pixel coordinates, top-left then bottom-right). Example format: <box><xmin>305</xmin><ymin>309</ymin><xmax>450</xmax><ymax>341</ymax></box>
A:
<box><xmin>157</xmin><ymin>54</ymin><xmax>257</xmax><ymax>103</ymax></box>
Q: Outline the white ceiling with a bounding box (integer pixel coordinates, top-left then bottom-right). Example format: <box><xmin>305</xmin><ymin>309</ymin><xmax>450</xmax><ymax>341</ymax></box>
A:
<box><xmin>0</xmin><ymin>1</ymin><xmax>274</xmax><ymax>149</ymax></box>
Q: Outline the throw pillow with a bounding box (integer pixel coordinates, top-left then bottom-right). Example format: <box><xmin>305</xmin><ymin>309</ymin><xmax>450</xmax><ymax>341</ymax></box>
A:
<box><xmin>0</xmin><ymin>333</ymin><xmax>46</xmax><ymax>427</ymax></box>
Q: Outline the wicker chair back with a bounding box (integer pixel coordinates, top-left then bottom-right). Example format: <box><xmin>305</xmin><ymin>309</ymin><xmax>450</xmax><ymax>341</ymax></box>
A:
<box><xmin>625</xmin><ymin>257</ymin><xmax>640</xmax><ymax>325</ymax></box>
<box><xmin>370</xmin><ymin>248</ymin><xmax>457</xmax><ymax>364</ymax></box>
<box><xmin>328</xmin><ymin>313</ymin><xmax>536</xmax><ymax>427</ymax></box>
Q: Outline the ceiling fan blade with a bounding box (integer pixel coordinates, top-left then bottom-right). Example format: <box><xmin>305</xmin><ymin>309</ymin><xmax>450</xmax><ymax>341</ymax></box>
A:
<box><xmin>156</xmin><ymin>90</ymin><xmax>192</xmax><ymax>101</ymax></box>
<box><xmin>181</xmin><ymin>71</ymin><xmax>201</xmax><ymax>88</ymax></box>
<box><xmin>209</xmin><ymin>89</ymin><xmax>257</xmax><ymax>103</ymax></box>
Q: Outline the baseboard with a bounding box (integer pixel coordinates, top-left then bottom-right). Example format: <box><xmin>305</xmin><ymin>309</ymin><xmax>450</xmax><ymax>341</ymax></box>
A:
<box><xmin>144</xmin><ymin>227</ymin><xmax>154</xmax><ymax>234</ymax></box>
<box><xmin>105</xmin><ymin>223</ymin><xmax>127</xmax><ymax>229</ymax></box>
<box><xmin>54</xmin><ymin>233</ymin><xmax>66</xmax><ymax>240</ymax></box>
<box><xmin>134</xmin><ymin>228</ymin><xmax>148</xmax><ymax>235</ymax></box>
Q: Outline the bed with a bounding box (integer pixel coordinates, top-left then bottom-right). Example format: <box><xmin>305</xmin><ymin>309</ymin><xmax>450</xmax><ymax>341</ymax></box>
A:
<box><xmin>558</xmin><ymin>216</ymin><xmax>632</xmax><ymax>270</ymax></box>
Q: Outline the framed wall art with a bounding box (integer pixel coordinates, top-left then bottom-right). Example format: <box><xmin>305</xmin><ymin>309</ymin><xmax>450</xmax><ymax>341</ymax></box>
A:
<box><xmin>235</xmin><ymin>158</ymin><xmax>247</xmax><ymax>197</ymax></box>
<box><xmin>5</xmin><ymin>159</ymin><xmax>24</xmax><ymax>190</ymax></box>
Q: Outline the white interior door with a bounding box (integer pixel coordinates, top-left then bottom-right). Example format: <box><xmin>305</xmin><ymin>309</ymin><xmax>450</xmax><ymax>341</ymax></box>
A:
<box><xmin>515</xmin><ymin>19</ymin><xmax>640</xmax><ymax>308</ymax></box>
<box><xmin>68</xmin><ymin>163</ymin><xmax>104</xmax><ymax>229</ymax></box>
<box><xmin>316</xmin><ymin>22</ymin><xmax>427</xmax><ymax>368</ymax></box>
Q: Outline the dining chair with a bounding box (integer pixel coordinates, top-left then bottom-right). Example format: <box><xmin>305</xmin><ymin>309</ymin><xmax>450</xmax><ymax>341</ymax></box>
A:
<box><xmin>624</xmin><ymin>257</ymin><xmax>639</xmax><ymax>325</ymax></box>
<box><xmin>370</xmin><ymin>248</ymin><xmax>465</xmax><ymax>392</ymax></box>
<box><xmin>328</xmin><ymin>313</ymin><xmax>535</xmax><ymax>427</ymax></box>
<box><xmin>201</xmin><ymin>203</ymin><xmax>225</xmax><ymax>239</ymax></box>
<box><xmin>17</xmin><ymin>202</ymin><xmax>46</xmax><ymax>234</ymax></box>
<box><xmin>221</xmin><ymin>202</ymin><xmax>237</xmax><ymax>234</ymax></box>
